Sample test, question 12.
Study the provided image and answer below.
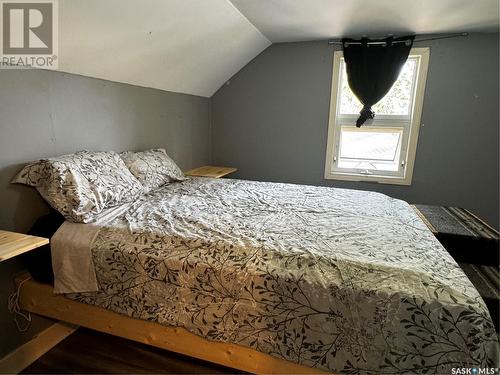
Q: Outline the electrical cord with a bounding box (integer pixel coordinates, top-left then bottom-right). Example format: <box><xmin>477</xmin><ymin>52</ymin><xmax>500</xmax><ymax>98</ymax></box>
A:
<box><xmin>7</xmin><ymin>276</ymin><xmax>32</xmax><ymax>332</ymax></box>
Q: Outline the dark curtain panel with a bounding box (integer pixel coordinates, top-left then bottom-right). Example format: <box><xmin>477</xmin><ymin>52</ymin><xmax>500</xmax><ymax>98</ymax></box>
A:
<box><xmin>342</xmin><ymin>35</ymin><xmax>415</xmax><ymax>127</ymax></box>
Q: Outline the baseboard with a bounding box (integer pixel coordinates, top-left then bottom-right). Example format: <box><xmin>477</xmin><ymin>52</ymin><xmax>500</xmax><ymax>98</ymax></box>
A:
<box><xmin>0</xmin><ymin>322</ymin><xmax>78</xmax><ymax>374</ymax></box>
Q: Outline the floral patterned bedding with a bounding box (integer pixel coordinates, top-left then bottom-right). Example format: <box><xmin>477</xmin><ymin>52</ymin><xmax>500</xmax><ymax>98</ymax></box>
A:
<box><xmin>67</xmin><ymin>177</ymin><xmax>498</xmax><ymax>373</ymax></box>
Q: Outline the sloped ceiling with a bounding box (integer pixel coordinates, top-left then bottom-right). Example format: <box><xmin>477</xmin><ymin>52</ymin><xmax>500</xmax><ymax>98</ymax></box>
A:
<box><xmin>58</xmin><ymin>0</ymin><xmax>271</xmax><ymax>97</ymax></box>
<box><xmin>58</xmin><ymin>0</ymin><xmax>499</xmax><ymax>97</ymax></box>
<box><xmin>230</xmin><ymin>0</ymin><xmax>499</xmax><ymax>42</ymax></box>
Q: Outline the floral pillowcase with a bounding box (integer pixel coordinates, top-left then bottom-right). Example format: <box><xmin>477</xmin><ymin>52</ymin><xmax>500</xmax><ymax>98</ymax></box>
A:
<box><xmin>12</xmin><ymin>151</ymin><xmax>144</xmax><ymax>223</ymax></box>
<box><xmin>120</xmin><ymin>149</ymin><xmax>187</xmax><ymax>192</ymax></box>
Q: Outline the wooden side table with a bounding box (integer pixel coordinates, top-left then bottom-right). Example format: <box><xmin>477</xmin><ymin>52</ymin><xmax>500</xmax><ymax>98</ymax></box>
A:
<box><xmin>0</xmin><ymin>230</ymin><xmax>49</xmax><ymax>262</ymax></box>
<box><xmin>185</xmin><ymin>166</ymin><xmax>237</xmax><ymax>179</ymax></box>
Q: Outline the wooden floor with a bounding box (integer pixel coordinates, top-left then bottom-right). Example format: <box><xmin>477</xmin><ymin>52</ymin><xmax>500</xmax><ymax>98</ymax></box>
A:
<box><xmin>22</xmin><ymin>328</ymin><xmax>243</xmax><ymax>374</ymax></box>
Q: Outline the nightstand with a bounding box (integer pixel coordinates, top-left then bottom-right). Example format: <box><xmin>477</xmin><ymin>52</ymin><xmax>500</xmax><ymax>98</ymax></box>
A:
<box><xmin>0</xmin><ymin>230</ymin><xmax>49</xmax><ymax>262</ymax></box>
<box><xmin>185</xmin><ymin>166</ymin><xmax>237</xmax><ymax>178</ymax></box>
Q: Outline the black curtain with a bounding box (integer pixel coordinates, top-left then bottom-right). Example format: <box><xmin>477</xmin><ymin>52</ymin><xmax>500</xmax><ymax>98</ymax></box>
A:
<box><xmin>342</xmin><ymin>35</ymin><xmax>414</xmax><ymax>127</ymax></box>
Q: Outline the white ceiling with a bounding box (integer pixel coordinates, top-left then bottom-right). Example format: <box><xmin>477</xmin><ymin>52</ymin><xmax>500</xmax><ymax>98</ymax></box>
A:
<box><xmin>57</xmin><ymin>0</ymin><xmax>499</xmax><ymax>97</ymax></box>
<box><xmin>58</xmin><ymin>0</ymin><xmax>270</xmax><ymax>97</ymax></box>
<box><xmin>231</xmin><ymin>0</ymin><xmax>500</xmax><ymax>42</ymax></box>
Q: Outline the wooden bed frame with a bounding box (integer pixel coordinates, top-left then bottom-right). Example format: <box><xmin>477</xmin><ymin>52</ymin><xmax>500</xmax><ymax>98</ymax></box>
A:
<box><xmin>18</xmin><ymin>277</ymin><xmax>326</xmax><ymax>374</ymax></box>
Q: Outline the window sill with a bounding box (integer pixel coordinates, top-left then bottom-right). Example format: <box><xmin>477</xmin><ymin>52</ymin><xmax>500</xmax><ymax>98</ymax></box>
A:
<box><xmin>324</xmin><ymin>171</ymin><xmax>412</xmax><ymax>186</ymax></box>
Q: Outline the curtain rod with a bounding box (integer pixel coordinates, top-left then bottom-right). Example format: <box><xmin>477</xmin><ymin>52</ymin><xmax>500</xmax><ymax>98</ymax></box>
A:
<box><xmin>328</xmin><ymin>32</ymin><xmax>468</xmax><ymax>45</ymax></box>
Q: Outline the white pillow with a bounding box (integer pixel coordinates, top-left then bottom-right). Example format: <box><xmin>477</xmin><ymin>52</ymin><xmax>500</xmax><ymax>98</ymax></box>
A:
<box><xmin>12</xmin><ymin>151</ymin><xmax>144</xmax><ymax>223</ymax></box>
<box><xmin>120</xmin><ymin>149</ymin><xmax>186</xmax><ymax>192</ymax></box>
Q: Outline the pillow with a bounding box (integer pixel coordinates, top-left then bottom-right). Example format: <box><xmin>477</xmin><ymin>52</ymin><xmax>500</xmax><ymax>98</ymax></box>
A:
<box><xmin>120</xmin><ymin>149</ymin><xmax>186</xmax><ymax>192</ymax></box>
<box><xmin>12</xmin><ymin>151</ymin><xmax>144</xmax><ymax>223</ymax></box>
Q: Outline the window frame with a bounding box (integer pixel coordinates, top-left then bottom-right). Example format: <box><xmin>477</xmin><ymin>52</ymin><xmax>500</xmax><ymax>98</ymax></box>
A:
<box><xmin>324</xmin><ymin>47</ymin><xmax>430</xmax><ymax>185</ymax></box>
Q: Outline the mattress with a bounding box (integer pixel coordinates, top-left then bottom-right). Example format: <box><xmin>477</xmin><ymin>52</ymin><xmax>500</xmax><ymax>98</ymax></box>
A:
<box><xmin>50</xmin><ymin>177</ymin><xmax>498</xmax><ymax>373</ymax></box>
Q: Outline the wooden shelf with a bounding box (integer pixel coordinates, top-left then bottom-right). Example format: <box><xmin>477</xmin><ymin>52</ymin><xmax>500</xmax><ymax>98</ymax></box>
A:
<box><xmin>0</xmin><ymin>230</ymin><xmax>49</xmax><ymax>262</ymax></box>
<box><xmin>185</xmin><ymin>166</ymin><xmax>237</xmax><ymax>178</ymax></box>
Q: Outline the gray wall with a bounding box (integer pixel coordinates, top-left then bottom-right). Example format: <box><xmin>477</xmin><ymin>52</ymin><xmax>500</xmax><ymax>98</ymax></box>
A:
<box><xmin>0</xmin><ymin>69</ymin><xmax>210</xmax><ymax>357</ymax></box>
<box><xmin>1</xmin><ymin>32</ymin><xmax>498</xmax><ymax>360</ymax></box>
<box><xmin>211</xmin><ymin>33</ymin><xmax>500</xmax><ymax>229</ymax></box>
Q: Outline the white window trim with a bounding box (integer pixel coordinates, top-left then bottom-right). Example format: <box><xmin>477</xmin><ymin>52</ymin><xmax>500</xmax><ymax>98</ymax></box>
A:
<box><xmin>324</xmin><ymin>47</ymin><xmax>430</xmax><ymax>185</ymax></box>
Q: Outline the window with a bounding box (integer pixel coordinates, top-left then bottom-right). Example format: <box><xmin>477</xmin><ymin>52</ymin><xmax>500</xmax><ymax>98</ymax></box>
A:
<box><xmin>324</xmin><ymin>48</ymin><xmax>430</xmax><ymax>185</ymax></box>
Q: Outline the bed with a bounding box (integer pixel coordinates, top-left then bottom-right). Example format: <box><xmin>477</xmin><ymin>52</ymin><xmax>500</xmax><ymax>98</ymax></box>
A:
<box><xmin>19</xmin><ymin>176</ymin><xmax>499</xmax><ymax>374</ymax></box>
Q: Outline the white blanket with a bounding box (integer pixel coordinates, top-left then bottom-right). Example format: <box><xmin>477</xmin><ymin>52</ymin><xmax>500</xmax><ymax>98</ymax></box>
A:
<box><xmin>53</xmin><ymin>177</ymin><xmax>498</xmax><ymax>373</ymax></box>
<box><xmin>51</xmin><ymin>202</ymin><xmax>133</xmax><ymax>293</ymax></box>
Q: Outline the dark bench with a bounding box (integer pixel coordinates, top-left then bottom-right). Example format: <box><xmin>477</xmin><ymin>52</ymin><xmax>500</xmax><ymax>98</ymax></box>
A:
<box><xmin>412</xmin><ymin>205</ymin><xmax>499</xmax><ymax>332</ymax></box>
